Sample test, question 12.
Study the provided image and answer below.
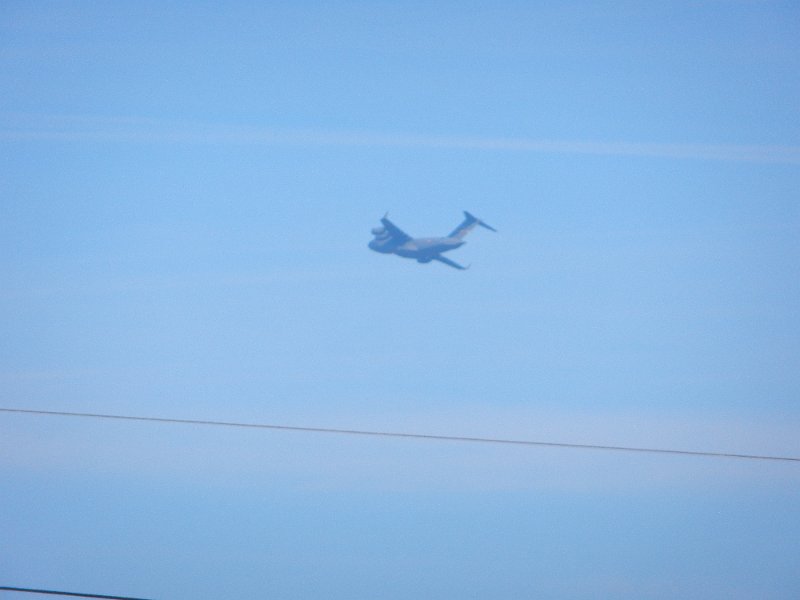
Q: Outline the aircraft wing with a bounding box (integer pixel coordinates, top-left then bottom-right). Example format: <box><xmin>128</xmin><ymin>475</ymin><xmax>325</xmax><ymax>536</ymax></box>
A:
<box><xmin>433</xmin><ymin>255</ymin><xmax>469</xmax><ymax>270</ymax></box>
<box><xmin>380</xmin><ymin>216</ymin><xmax>412</xmax><ymax>244</ymax></box>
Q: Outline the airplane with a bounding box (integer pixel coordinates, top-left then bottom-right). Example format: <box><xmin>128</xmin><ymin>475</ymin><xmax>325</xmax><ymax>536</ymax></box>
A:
<box><xmin>368</xmin><ymin>211</ymin><xmax>496</xmax><ymax>270</ymax></box>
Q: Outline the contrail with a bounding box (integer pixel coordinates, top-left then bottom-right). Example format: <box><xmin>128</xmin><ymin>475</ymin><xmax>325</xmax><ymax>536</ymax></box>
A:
<box><xmin>2</xmin><ymin>113</ymin><xmax>799</xmax><ymax>164</ymax></box>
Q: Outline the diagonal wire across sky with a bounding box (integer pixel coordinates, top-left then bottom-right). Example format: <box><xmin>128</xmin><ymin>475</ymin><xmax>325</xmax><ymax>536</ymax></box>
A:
<box><xmin>2</xmin><ymin>407</ymin><xmax>798</xmax><ymax>463</ymax></box>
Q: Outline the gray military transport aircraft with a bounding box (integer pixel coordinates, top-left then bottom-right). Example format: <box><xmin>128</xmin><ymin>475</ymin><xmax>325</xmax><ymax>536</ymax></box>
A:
<box><xmin>368</xmin><ymin>211</ymin><xmax>496</xmax><ymax>270</ymax></box>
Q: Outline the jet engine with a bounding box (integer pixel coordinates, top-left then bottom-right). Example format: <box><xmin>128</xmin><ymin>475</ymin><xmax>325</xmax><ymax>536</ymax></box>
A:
<box><xmin>371</xmin><ymin>227</ymin><xmax>386</xmax><ymax>235</ymax></box>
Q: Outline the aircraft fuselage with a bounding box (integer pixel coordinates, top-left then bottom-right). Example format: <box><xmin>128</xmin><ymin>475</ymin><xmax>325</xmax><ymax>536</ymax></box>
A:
<box><xmin>369</xmin><ymin>237</ymin><xmax>464</xmax><ymax>262</ymax></box>
<box><xmin>368</xmin><ymin>211</ymin><xmax>494</xmax><ymax>270</ymax></box>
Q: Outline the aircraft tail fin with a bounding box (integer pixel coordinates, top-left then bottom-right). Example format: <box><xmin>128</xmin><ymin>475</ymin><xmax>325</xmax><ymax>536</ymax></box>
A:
<box><xmin>449</xmin><ymin>211</ymin><xmax>497</xmax><ymax>239</ymax></box>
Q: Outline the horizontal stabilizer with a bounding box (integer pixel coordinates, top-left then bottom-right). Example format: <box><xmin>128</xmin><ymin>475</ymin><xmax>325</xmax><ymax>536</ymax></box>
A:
<box><xmin>465</xmin><ymin>211</ymin><xmax>497</xmax><ymax>232</ymax></box>
<box><xmin>449</xmin><ymin>211</ymin><xmax>497</xmax><ymax>238</ymax></box>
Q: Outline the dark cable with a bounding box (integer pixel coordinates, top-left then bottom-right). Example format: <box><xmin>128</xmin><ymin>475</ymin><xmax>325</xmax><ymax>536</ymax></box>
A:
<box><xmin>0</xmin><ymin>586</ymin><xmax>152</xmax><ymax>599</ymax></box>
<box><xmin>1</xmin><ymin>407</ymin><xmax>798</xmax><ymax>463</ymax></box>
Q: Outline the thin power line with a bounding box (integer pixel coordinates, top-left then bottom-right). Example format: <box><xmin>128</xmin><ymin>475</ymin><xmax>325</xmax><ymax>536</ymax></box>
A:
<box><xmin>1</xmin><ymin>407</ymin><xmax>798</xmax><ymax>463</ymax></box>
<box><xmin>0</xmin><ymin>586</ymin><xmax>152</xmax><ymax>600</ymax></box>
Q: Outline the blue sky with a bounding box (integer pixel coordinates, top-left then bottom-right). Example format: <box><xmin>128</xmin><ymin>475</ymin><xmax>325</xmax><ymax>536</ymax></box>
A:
<box><xmin>2</xmin><ymin>2</ymin><xmax>799</xmax><ymax>599</ymax></box>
